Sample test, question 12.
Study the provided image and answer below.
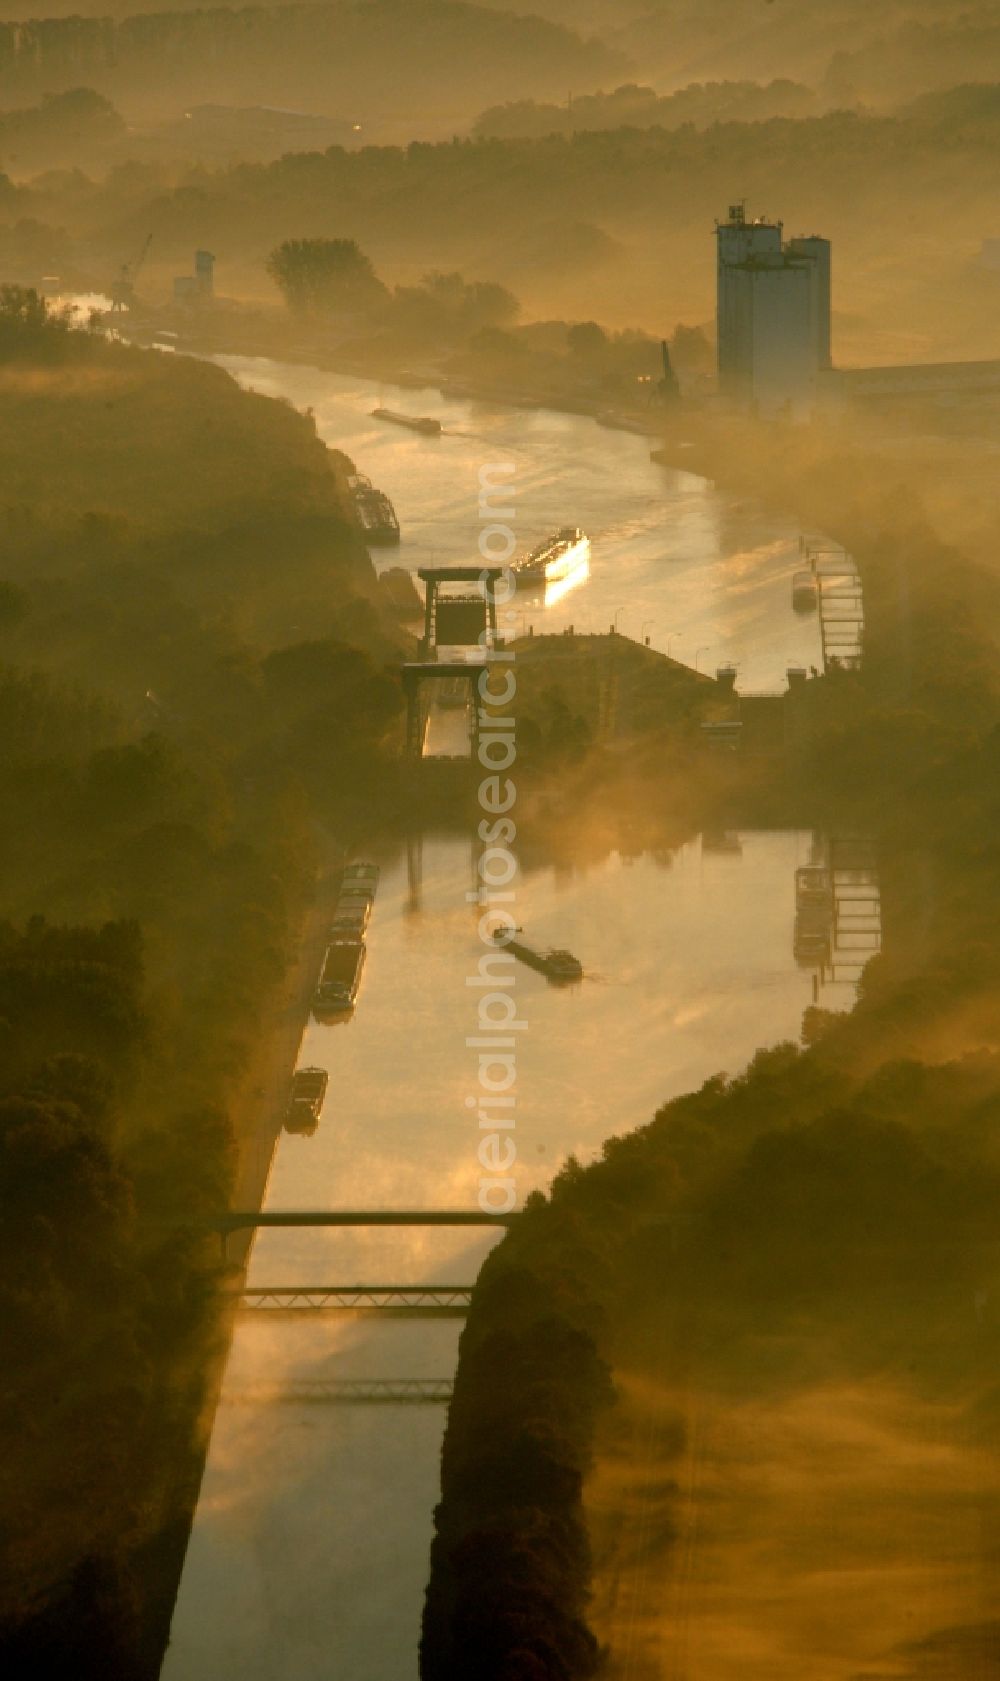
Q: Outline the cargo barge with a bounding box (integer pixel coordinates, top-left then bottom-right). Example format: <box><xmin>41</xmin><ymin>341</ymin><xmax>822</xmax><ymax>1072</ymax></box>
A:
<box><xmin>348</xmin><ymin>473</ymin><xmax>400</xmax><ymax>546</ymax></box>
<box><xmin>328</xmin><ymin>861</ymin><xmax>378</xmax><ymax>938</ymax></box>
<box><xmin>514</xmin><ymin>527</ymin><xmax>590</xmax><ymax>586</ymax></box>
<box><xmin>330</xmin><ymin>901</ymin><xmax>371</xmax><ymax>937</ymax></box>
<box><xmin>342</xmin><ymin>861</ymin><xmax>379</xmax><ymax>888</ymax></box>
<box><xmin>314</xmin><ymin>939</ymin><xmax>366</xmax><ymax>1014</ymax></box>
<box><xmin>494</xmin><ymin>929</ymin><xmax>583</xmax><ymax>983</ymax></box>
<box><xmin>285</xmin><ymin>1066</ymin><xmax>328</xmax><ymax>1135</ymax></box>
<box><xmin>372</xmin><ymin>407</ymin><xmax>442</xmax><ymax>436</ymax></box>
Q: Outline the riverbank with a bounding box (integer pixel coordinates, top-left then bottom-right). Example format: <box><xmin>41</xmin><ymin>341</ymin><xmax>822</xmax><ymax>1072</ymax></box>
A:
<box><xmin>154</xmin><ymin>344</ymin><xmax>870</xmax><ymax>1678</ymax></box>
<box><xmin>419</xmin><ymin>415</ymin><xmax>1000</xmax><ymax>1676</ymax></box>
<box><xmin>227</xmin><ymin>854</ymin><xmax>348</xmax><ymax>1254</ymax></box>
<box><xmin>139</xmin><ymin>842</ymin><xmax>352</xmax><ymax>1671</ymax></box>
<box><xmin>124</xmin><ymin>300</ymin><xmax>668</xmax><ymax>440</ymax></box>
<box><xmin>0</xmin><ymin>305</ymin><xmax>419</xmax><ymax>1673</ymax></box>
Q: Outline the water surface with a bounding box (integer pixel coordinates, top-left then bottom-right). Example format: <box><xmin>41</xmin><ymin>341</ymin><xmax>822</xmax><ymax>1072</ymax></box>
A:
<box><xmin>165</xmin><ymin>831</ymin><xmax>855</xmax><ymax>1680</ymax></box>
<box><xmin>216</xmin><ymin>357</ymin><xmax>823</xmax><ymax>689</ymax></box>
<box><xmin>166</xmin><ymin>366</ymin><xmax>849</xmax><ymax>1681</ymax></box>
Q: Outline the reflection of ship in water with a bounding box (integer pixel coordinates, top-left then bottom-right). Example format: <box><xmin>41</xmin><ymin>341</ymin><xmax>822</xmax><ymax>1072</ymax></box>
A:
<box><xmin>793</xmin><ymin>839</ymin><xmax>881</xmax><ymax>984</ymax></box>
<box><xmin>348</xmin><ymin>473</ymin><xmax>400</xmax><ymax>546</ymax></box>
<box><xmin>514</xmin><ymin>528</ymin><xmax>591</xmax><ymax>602</ymax></box>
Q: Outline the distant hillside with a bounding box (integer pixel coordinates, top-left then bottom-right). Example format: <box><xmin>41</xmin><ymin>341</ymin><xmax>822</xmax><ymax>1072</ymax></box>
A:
<box><xmin>0</xmin><ymin>0</ymin><xmax>628</xmax><ymax>127</ymax></box>
<box><xmin>826</xmin><ymin>15</ymin><xmax>1000</xmax><ymax>103</ymax></box>
<box><xmin>28</xmin><ymin>97</ymin><xmax>1000</xmax><ymax>360</ymax></box>
<box><xmin>473</xmin><ymin>79</ymin><xmax>820</xmax><ymax>140</ymax></box>
<box><xmin>0</xmin><ymin>88</ymin><xmax>125</xmax><ymax>175</ymax></box>
<box><xmin>573</xmin><ymin>0</ymin><xmax>1000</xmax><ymax>106</ymax></box>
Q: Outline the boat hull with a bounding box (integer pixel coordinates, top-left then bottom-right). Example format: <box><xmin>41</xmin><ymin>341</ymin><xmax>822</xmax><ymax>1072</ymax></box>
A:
<box><xmin>372</xmin><ymin>408</ymin><xmax>442</xmax><ymax>436</ymax></box>
<box><xmin>502</xmin><ymin>935</ymin><xmax>583</xmax><ymax>984</ymax></box>
<box><xmin>515</xmin><ymin>529</ymin><xmax>591</xmax><ymax>586</ymax></box>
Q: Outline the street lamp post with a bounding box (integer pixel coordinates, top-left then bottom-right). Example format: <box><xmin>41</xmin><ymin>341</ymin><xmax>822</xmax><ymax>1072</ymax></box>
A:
<box><xmin>695</xmin><ymin>644</ymin><xmax>711</xmax><ymax>672</ymax></box>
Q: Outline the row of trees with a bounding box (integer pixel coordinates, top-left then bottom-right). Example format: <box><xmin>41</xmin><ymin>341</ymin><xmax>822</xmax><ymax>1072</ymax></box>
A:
<box><xmin>263</xmin><ymin>239</ymin><xmax>715</xmax><ymax>408</ymax></box>
<box><xmin>473</xmin><ymin>77</ymin><xmax>821</xmax><ymax>140</ymax></box>
<box><xmin>0</xmin><ymin>0</ymin><xmax>622</xmax><ymax>118</ymax></box>
<box><xmin>266</xmin><ymin>237</ymin><xmax>519</xmax><ymax>337</ymax></box>
<box><xmin>421</xmin><ymin>1253</ymin><xmax>614</xmax><ymax>1680</ymax></box>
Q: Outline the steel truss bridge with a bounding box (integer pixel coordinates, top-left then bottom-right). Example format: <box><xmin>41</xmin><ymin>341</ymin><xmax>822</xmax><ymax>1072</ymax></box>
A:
<box><xmin>236</xmin><ymin>1285</ymin><xmax>472</xmax><ymax>1317</ymax></box>
<box><xmin>213</xmin><ymin>1210</ymin><xmax>501</xmax><ymax>1403</ymax></box>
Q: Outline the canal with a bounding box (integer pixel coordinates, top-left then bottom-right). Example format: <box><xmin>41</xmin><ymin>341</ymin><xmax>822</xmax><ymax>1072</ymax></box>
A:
<box><xmin>213</xmin><ymin>358</ymin><xmax>822</xmax><ymax>688</ymax></box>
<box><xmin>163</xmin><ymin>366</ymin><xmax>863</xmax><ymax>1679</ymax></box>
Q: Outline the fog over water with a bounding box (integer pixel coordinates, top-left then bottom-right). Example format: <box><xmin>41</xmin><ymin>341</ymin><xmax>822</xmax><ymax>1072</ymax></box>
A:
<box><xmin>166</xmin><ymin>831</ymin><xmax>849</xmax><ymax>1680</ymax></box>
<box><xmin>8</xmin><ymin>11</ymin><xmax>1000</xmax><ymax>1669</ymax></box>
<box><xmin>215</xmin><ymin>357</ymin><xmax>824</xmax><ymax>689</ymax></box>
<box><xmin>163</xmin><ymin>368</ymin><xmax>860</xmax><ymax>1680</ymax></box>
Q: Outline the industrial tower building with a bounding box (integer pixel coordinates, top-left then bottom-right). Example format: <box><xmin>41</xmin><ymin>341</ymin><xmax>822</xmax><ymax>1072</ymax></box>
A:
<box><xmin>716</xmin><ymin>204</ymin><xmax>831</xmax><ymax>416</ymax></box>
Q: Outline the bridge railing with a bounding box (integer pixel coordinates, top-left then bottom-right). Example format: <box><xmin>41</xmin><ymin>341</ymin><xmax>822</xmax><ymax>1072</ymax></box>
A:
<box><xmin>228</xmin><ymin>1378</ymin><xmax>455</xmax><ymax>1406</ymax></box>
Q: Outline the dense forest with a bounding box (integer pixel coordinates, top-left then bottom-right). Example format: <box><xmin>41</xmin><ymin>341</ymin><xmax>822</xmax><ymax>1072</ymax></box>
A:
<box><xmin>421</xmin><ymin>403</ymin><xmax>1000</xmax><ymax>1679</ymax></box>
<box><xmin>0</xmin><ymin>1</ymin><xmax>623</xmax><ymax>124</ymax></box>
<box><xmin>0</xmin><ymin>0</ymin><xmax>994</xmax><ymax>115</ymax></box>
<box><xmin>0</xmin><ymin>293</ymin><xmax>406</xmax><ymax>1671</ymax></box>
<box><xmin>489</xmin><ymin>0</ymin><xmax>1000</xmax><ymax>101</ymax></box>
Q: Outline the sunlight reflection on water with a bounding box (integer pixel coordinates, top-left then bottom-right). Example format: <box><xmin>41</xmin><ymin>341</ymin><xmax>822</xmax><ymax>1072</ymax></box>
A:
<box><xmin>166</xmin><ymin>831</ymin><xmax>845</xmax><ymax>1681</ymax></box>
<box><xmin>215</xmin><ymin>357</ymin><xmax>823</xmax><ymax>688</ymax></box>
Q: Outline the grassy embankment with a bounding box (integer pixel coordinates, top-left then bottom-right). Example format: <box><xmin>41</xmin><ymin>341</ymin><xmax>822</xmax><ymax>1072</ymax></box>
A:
<box><xmin>420</xmin><ymin>413</ymin><xmax>1000</xmax><ymax>1678</ymax></box>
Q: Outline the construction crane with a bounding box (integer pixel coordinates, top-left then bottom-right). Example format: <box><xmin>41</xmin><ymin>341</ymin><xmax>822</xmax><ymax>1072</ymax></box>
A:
<box><xmin>658</xmin><ymin>339</ymin><xmax>680</xmax><ymax>403</ymax></box>
<box><xmin>110</xmin><ymin>233</ymin><xmax>152</xmax><ymax>313</ymax></box>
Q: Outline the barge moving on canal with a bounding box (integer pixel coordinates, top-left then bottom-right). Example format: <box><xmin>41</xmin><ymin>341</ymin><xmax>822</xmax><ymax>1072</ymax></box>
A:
<box><xmin>494</xmin><ymin>928</ymin><xmax>583</xmax><ymax>983</ymax></box>
<box><xmin>372</xmin><ymin>407</ymin><xmax>442</xmax><ymax>436</ymax></box>
<box><xmin>514</xmin><ymin>527</ymin><xmax>591</xmax><ymax>587</ymax></box>
<box><xmin>285</xmin><ymin>1066</ymin><xmax>328</xmax><ymax>1135</ymax></box>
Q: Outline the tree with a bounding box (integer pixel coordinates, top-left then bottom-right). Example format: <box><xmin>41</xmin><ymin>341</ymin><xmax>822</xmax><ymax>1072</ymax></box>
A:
<box><xmin>566</xmin><ymin>320</ymin><xmax>607</xmax><ymax>359</ymax></box>
<box><xmin>0</xmin><ymin>285</ymin><xmax>71</xmax><ymax>361</ymax></box>
<box><xmin>418</xmin><ymin>270</ymin><xmax>518</xmax><ymax>330</ymax></box>
<box><xmin>265</xmin><ymin>238</ymin><xmax>387</xmax><ymax>316</ymax></box>
<box><xmin>670</xmin><ymin>322</ymin><xmax>714</xmax><ymax>375</ymax></box>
